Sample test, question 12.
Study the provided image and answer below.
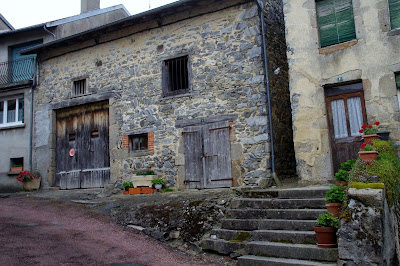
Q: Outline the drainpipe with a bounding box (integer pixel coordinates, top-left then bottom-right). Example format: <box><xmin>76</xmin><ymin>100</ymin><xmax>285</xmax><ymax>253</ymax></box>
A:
<box><xmin>254</xmin><ymin>0</ymin><xmax>281</xmax><ymax>186</ymax></box>
<box><xmin>29</xmin><ymin>59</ymin><xmax>38</xmax><ymax>171</ymax></box>
<box><xmin>43</xmin><ymin>24</ymin><xmax>56</xmax><ymax>40</ymax></box>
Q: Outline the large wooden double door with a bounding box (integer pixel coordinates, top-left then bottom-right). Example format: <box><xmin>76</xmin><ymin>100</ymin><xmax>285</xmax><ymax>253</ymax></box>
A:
<box><xmin>183</xmin><ymin>121</ymin><xmax>232</xmax><ymax>189</ymax></box>
<box><xmin>55</xmin><ymin>101</ymin><xmax>110</xmax><ymax>189</ymax></box>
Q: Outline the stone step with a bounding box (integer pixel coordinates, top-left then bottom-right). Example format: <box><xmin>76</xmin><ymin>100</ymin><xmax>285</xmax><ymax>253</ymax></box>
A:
<box><xmin>243</xmin><ymin>187</ymin><xmax>329</xmax><ymax>199</ymax></box>
<box><xmin>248</xmin><ymin>241</ymin><xmax>338</xmax><ymax>262</ymax></box>
<box><xmin>230</xmin><ymin>198</ymin><xmax>326</xmax><ymax>210</ymax></box>
<box><xmin>238</xmin><ymin>255</ymin><xmax>337</xmax><ymax>266</ymax></box>
<box><xmin>227</xmin><ymin>209</ymin><xmax>326</xmax><ymax>220</ymax></box>
<box><xmin>212</xmin><ymin>229</ymin><xmax>316</xmax><ymax>244</ymax></box>
<box><xmin>201</xmin><ymin>238</ymin><xmax>246</xmax><ymax>255</ymax></box>
<box><xmin>221</xmin><ymin>218</ymin><xmax>317</xmax><ymax>231</ymax></box>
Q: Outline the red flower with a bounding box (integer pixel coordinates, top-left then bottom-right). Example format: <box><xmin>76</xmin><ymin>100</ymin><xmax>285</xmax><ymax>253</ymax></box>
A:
<box><xmin>368</xmin><ymin>142</ymin><xmax>373</xmax><ymax>145</ymax></box>
<box><xmin>361</xmin><ymin>143</ymin><xmax>366</xmax><ymax>149</ymax></box>
<box><xmin>359</xmin><ymin>129</ymin><xmax>364</xmax><ymax>133</ymax></box>
<box><xmin>375</xmin><ymin>121</ymin><xmax>380</xmax><ymax>126</ymax></box>
<box><xmin>368</xmin><ymin>125</ymin><xmax>373</xmax><ymax>129</ymax></box>
<box><xmin>361</xmin><ymin>125</ymin><xmax>367</xmax><ymax>129</ymax></box>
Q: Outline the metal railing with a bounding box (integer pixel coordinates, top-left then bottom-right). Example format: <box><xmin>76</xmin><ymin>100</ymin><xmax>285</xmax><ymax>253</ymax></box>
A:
<box><xmin>0</xmin><ymin>56</ymin><xmax>36</xmax><ymax>85</ymax></box>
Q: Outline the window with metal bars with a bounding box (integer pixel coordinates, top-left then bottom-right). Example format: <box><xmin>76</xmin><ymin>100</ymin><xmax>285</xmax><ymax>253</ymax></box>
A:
<box><xmin>72</xmin><ymin>79</ymin><xmax>87</xmax><ymax>97</ymax></box>
<box><xmin>129</xmin><ymin>134</ymin><xmax>148</xmax><ymax>152</ymax></box>
<box><xmin>162</xmin><ymin>56</ymin><xmax>189</xmax><ymax>96</ymax></box>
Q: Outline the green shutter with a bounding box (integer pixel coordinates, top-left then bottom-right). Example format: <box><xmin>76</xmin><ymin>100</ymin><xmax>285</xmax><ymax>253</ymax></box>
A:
<box><xmin>317</xmin><ymin>0</ymin><xmax>356</xmax><ymax>47</ymax></box>
<box><xmin>396</xmin><ymin>73</ymin><xmax>400</xmax><ymax>89</ymax></box>
<box><xmin>389</xmin><ymin>0</ymin><xmax>400</xmax><ymax>30</ymax></box>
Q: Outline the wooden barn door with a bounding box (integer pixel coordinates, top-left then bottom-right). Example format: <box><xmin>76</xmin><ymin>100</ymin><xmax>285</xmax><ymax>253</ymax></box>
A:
<box><xmin>56</xmin><ymin>101</ymin><xmax>110</xmax><ymax>189</ymax></box>
<box><xmin>325</xmin><ymin>83</ymin><xmax>366</xmax><ymax>173</ymax></box>
<box><xmin>183</xmin><ymin>121</ymin><xmax>232</xmax><ymax>189</ymax></box>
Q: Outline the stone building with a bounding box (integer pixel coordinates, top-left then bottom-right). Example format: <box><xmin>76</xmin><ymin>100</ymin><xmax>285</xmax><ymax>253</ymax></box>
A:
<box><xmin>0</xmin><ymin>1</ymin><xmax>129</xmax><ymax>192</ymax></box>
<box><xmin>283</xmin><ymin>0</ymin><xmax>400</xmax><ymax>183</ymax></box>
<box><xmin>24</xmin><ymin>0</ymin><xmax>295</xmax><ymax>190</ymax></box>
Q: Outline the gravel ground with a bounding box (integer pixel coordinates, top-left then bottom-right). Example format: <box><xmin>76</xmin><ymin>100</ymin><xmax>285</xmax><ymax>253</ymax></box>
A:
<box><xmin>0</xmin><ymin>196</ymin><xmax>236</xmax><ymax>266</ymax></box>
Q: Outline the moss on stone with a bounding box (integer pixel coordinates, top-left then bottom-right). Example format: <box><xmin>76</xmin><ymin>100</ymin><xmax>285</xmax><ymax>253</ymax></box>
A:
<box><xmin>349</xmin><ymin>182</ymin><xmax>385</xmax><ymax>190</ymax></box>
<box><xmin>227</xmin><ymin>232</ymin><xmax>251</xmax><ymax>242</ymax></box>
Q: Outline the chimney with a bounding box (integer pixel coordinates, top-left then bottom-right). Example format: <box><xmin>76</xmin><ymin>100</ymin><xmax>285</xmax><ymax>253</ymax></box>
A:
<box><xmin>81</xmin><ymin>0</ymin><xmax>100</xmax><ymax>13</ymax></box>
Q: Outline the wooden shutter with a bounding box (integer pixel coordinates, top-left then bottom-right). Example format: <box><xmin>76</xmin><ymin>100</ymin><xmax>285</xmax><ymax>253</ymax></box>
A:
<box><xmin>203</xmin><ymin>121</ymin><xmax>232</xmax><ymax>188</ymax></box>
<box><xmin>389</xmin><ymin>0</ymin><xmax>400</xmax><ymax>30</ymax></box>
<box><xmin>316</xmin><ymin>0</ymin><xmax>356</xmax><ymax>47</ymax></box>
<box><xmin>183</xmin><ymin>126</ymin><xmax>203</xmax><ymax>189</ymax></box>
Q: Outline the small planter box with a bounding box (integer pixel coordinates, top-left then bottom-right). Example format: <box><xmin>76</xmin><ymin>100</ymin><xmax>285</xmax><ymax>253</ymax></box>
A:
<box><xmin>129</xmin><ymin>188</ymin><xmax>141</xmax><ymax>195</ymax></box>
<box><xmin>23</xmin><ymin>178</ymin><xmax>41</xmax><ymax>191</ymax></box>
<box><xmin>140</xmin><ymin>187</ymin><xmax>154</xmax><ymax>194</ymax></box>
<box><xmin>11</xmin><ymin>166</ymin><xmax>23</xmax><ymax>172</ymax></box>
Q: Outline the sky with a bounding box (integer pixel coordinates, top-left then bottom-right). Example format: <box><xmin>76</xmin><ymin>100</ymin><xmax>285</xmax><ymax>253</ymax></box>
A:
<box><xmin>1</xmin><ymin>0</ymin><xmax>179</xmax><ymax>29</ymax></box>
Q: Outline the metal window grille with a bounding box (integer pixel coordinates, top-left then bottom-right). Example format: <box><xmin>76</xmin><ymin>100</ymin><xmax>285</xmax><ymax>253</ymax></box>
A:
<box><xmin>165</xmin><ymin>56</ymin><xmax>189</xmax><ymax>93</ymax></box>
<box><xmin>73</xmin><ymin>79</ymin><xmax>87</xmax><ymax>96</ymax></box>
<box><xmin>129</xmin><ymin>134</ymin><xmax>148</xmax><ymax>152</ymax></box>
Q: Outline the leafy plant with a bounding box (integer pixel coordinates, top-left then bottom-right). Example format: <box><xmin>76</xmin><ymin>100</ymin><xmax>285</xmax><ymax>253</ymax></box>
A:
<box><xmin>136</xmin><ymin>169</ymin><xmax>155</xmax><ymax>175</ymax></box>
<box><xmin>316</xmin><ymin>212</ymin><xmax>340</xmax><ymax>228</ymax></box>
<box><xmin>12</xmin><ymin>164</ymin><xmax>23</xmax><ymax>168</ymax></box>
<box><xmin>359</xmin><ymin>121</ymin><xmax>380</xmax><ymax>135</ymax></box>
<box><xmin>122</xmin><ymin>182</ymin><xmax>130</xmax><ymax>189</ymax></box>
<box><xmin>16</xmin><ymin>170</ymin><xmax>40</xmax><ymax>182</ymax></box>
<box><xmin>360</xmin><ymin>142</ymin><xmax>375</xmax><ymax>151</ymax></box>
<box><xmin>160</xmin><ymin>187</ymin><xmax>174</xmax><ymax>193</ymax></box>
<box><xmin>325</xmin><ymin>184</ymin><xmax>346</xmax><ymax>203</ymax></box>
<box><xmin>334</xmin><ymin>169</ymin><xmax>349</xmax><ymax>182</ymax></box>
<box><xmin>151</xmin><ymin>179</ymin><xmax>165</xmax><ymax>185</ymax></box>
<box><xmin>340</xmin><ymin>159</ymin><xmax>356</xmax><ymax>172</ymax></box>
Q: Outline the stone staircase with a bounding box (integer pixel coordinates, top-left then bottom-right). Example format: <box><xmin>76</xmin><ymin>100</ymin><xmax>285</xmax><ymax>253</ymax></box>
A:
<box><xmin>201</xmin><ymin>187</ymin><xmax>338</xmax><ymax>265</ymax></box>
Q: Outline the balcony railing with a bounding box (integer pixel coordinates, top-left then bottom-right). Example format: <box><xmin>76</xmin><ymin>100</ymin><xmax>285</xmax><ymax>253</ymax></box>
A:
<box><xmin>0</xmin><ymin>56</ymin><xmax>36</xmax><ymax>86</ymax></box>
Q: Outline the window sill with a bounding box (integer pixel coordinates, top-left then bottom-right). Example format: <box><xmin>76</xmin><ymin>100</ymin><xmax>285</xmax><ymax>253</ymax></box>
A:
<box><xmin>0</xmin><ymin>123</ymin><xmax>25</xmax><ymax>130</ymax></box>
<box><xmin>129</xmin><ymin>150</ymin><xmax>154</xmax><ymax>157</ymax></box>
<box><xmin>7</xmin><ymin>171</ymin><xmax>21</xmax><ymax>176</ymax></box>
<box><xmin>319</xmin><ymin>40</ymin><xmax>358</xmax><ymax>55</ymax></box>
<box><xmin>160</xmin><ymin>91</ymin><xmax>199</xmax><ymax>101</ymax></box>
<box><xmin>387</xmin><ymin>28</ymin><xmax>400</xmax><ymax>37</ymax></box>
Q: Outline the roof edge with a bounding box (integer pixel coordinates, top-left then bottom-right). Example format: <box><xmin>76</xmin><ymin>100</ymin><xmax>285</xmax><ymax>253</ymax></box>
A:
<box><xmin>0</xmin><ymin>13</ymin><xmax>15</xmax><ymax>30</ymax></box>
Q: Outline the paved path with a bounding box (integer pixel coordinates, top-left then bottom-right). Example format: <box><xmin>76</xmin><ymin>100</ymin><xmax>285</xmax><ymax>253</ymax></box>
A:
<box><xmin>0</xmin><ymin>196</ymin><xmax>233</xmax><ymax>266</ymax></box>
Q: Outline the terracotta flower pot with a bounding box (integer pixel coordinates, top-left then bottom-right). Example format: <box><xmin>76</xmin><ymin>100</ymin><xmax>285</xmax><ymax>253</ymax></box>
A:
<box><xmin>123</xmin><ymin>191</ymin><xmax>129</xmax><ymax>195</ymax></box>
<box><xmin>314</xmin><ymin>226</ymin><xmax>337</xmax><ymax>248</ymax></box>
<box><xmin>362</xmin><ymin>134</ymin><xmax>381</xmax><ymax>143</ymax></box>
<box><xmin>325</xmin><ymin>202</ymin><xmax>342</xmax><ymax>218</ymax></box>
<box><xmin>129</xmin><ymin>188</ymin><xmax>140</xmax><ymax>195</ymax></box>
<box><xmin>23</xmin><ymin>178</ymin><xmax>41</xmax><ymax>191</ymax></box>
<box><xmin>11</xmin><ymin>166</ymin><xmax>23</xmax><ymax>172</ymax></box>
<box><xmin>358</xmin><ymin>151</ymin><xmax>378</xmax><ymax>163</ymax></box>
<box><xmin>335</xmin><ymin>181</ymin><xmax>348</xmax><ymax>186</ymax></box>
<box><xmin>140</xmin><ymin>187</ymin><xmax>154</xmax><ymax>194</ymax></box>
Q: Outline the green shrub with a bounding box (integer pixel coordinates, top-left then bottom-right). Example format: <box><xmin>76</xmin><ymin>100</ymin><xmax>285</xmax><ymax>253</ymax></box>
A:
<box><xmin>334</xmin><ymin>169</ymin><xmax>349</xmax><ymax>182</ymax></box>
<box><xmin>325</xmin><ymin>184</ymin><xmax>346</xmax><ymax>203</ymax></box>
<box><xmin>316</xmin><ymin>212</ymin><xmax>340</xmax><ymax>228</ymax></box>
<box><xmin>151</xmin><ymin>179</ymin><xmax>165</xmax><ymax>185</ymax></box>
<box><xmin>136</xmin><ymin>169</ymin><xmax>155</xmax><ymax>175</ymax></box>
<box><xmin>340</xmin><ymin>159</ymin><xmax>356</xmax><ymax>172</ymax></box>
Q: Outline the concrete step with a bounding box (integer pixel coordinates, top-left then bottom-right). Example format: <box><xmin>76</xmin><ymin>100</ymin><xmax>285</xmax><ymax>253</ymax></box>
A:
<box><xmin>243</xmin><ymin>187</ymin><xmax>329</xmax><ymax>199</ymax></box>
<box><xmin>221</xmin><ymin>218</ymin><xmax>317</xmax><ymax>231</ymax></box>
<box><xmin>248</xmin><ymin>241</ymin><xmax>338</xmax><ymax>262</ymax></box>
<box><xmin>227</xmin><ymin>209</ymin><xmax>325</xmax><ymax>220</ymax></box>
<box><xmin>212</xmin><ymin>229</ymin><xmax>316</xmax><ymax>244</ymax></box>
<box><xmin>201</xmin><ymin>238</ymin><xmax>247</xmax><ymax>255</ymax></box>
<box><xmin>231</xmin><ymin>198</ymin><xmax>326</xmax><ymax>210</ymax></box>
<box><xmin>238</xmin><ymin>255</ymin><xmax>337</xmax><ymax>266</ymax></box>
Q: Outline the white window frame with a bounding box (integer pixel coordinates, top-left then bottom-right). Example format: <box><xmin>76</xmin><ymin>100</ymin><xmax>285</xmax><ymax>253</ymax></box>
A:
<box><xmin>0</xmin><ymin>95</ymin><xmax>24</xmax><ymax>128</ymax></box>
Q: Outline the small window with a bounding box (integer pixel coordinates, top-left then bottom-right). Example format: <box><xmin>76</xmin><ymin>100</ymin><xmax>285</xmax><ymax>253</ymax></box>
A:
<box><xmin>0</xmin><ymin>95</ymin><xmax>24</xmax><ymax>127</ymax></box>
<box><xmin>389</xmin><ymin>0</ymin><xmax>400</xmax><ymax>30</ymax></box>
<box><xmin>72</xmin><ymin>79</ymin><xmax>87</xmax><ymax>97</ymax></box>
<box><xmin>162</xmin><ymin>56</ymin><xmax>189</xmax><ymax>97</ymax></box>
<box><xmin>10</xmin><ymin>157</ymin><xmax>23</xmax><ymax>171</ymax></box>
<box><xmin>316</xmin><ymin>0</ymin><xmax>356</xmax><ymax>47</ymax></box>
<box><xmin>129</xmin><ymin>134</ymin><xmax>148</xmax><ymax>152</ymax></box>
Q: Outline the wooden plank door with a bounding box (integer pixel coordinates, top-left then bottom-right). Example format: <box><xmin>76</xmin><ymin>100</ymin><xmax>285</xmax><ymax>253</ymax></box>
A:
<box><xmin>56</xmin><ymin>101</ymin><xmax>110</xmax><ymax>189</ymax></box>
<box><xmin>183</xmin><ymin>121</ymin><xmax>232</xmax><ymax>189</ymax></box>
<box><xmin>326</xmin><ymin>89</ymin><xmax>366</xmax><ymax>173</ymax></box>
<box><xmin>183</xmin><ymin>126</ymin><xmax>203</xmax><ymax>189</ymax></box>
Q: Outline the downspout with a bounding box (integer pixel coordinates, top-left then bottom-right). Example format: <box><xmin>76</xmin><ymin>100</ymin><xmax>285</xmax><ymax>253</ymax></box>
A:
<box><xmin>29</xmin><ymin>59</ymin><xmax>38</xmax><ymax>171</ymax></box>
<box><xmin>254</xmin><ymin>0</ymin><xmax>281</xmax><ymax>186</ymax></box>
<box><xmin>43</xmin><ymin>24</ymin><xmax>56</xmax><ymax>40</ymax></box>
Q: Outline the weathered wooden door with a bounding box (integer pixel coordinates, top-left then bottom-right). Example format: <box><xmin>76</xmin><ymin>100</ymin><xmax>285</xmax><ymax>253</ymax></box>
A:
<box><xmin>183</xmin><ymin>121</ymin><xmax>232</xmax><ymax>189</ymax></box>
<box><xmin>325</xmin><ymin>83</ymin><xmax>366</xmax><ymax>173</ymax></box>
<box><xmin>56</xmin><ymin>101</ymin><xmax>110</xmax><ymax>189</ymax></box>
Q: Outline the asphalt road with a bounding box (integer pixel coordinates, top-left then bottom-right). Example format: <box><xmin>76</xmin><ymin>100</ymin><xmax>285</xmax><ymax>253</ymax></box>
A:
<box><xmin>0</xmin><ymin>196</ymin><xmax>233</xmax><ymax>266</ymax></box>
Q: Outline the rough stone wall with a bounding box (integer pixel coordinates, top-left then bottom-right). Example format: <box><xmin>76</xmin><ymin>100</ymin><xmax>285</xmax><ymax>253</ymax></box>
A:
<box><xmin>283</xmin><ymin>0</ymin><xmax>400</xmax><ymax>183</ymax></box>
<box><xmin>33</xmin><ymin>1</ymin><xmax>278</xmax><ymax>188</ymax></box>
<box><xmin>338</xmin><ymin>188</ymin><xmax>397</xmax><ymax>265</ymax></box>
<box><xmin>264</xmin><ymin>0</ymin><xmax>296</xmax><ymax>178</ymax></box>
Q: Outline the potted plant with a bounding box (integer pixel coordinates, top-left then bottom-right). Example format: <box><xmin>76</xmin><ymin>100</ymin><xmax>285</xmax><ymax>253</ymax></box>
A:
<box><xmin>325</xmin><ymin>184</ymin><xmax>345</xmax><ymax>218</ymax></box>
<box><xmin>151</xmin><ymin>178</ymin><xmax>165</xmax><ymax>190</ymax></box>
<box><xmin>359</xmin><ymin>121</ymin><xmax>381</xmax><ymax>143</ymax></box>
<box><xmin>11</xmin><ymin>164</ymin><xmax>23</xmax><ymax>172</ymax></box>
<box><xmin>358</xmin><ymin>141</ymin><xmax>378</xmax><ymax>164</ymax></box>
<box><xmin>122</xmin><ymin>182</ymin><xmax>130</xmax><ymax>195</ymax></box>
<box><xmin>314</xmin><ymin>212</ymin><xmax>340</xmax><ymax>248</ymax></box>
<box><xmin>136</xmin><ymin>169</ymin><xmax>156</xmax><ymax>176</ymax></box>
<box><xmin>334</xmin><ymin>169</ymin><xmax>349</xmax><ymax>186</ymax></box>
<box><xmin>127</xmin><ymin>182</ymin><xmax>140</xmax><ymax>195</ymax></box>
<box><xmin>16</xmin><ymin>170</ymin><xmax>41</xmax><ymax>191</ymax></box>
